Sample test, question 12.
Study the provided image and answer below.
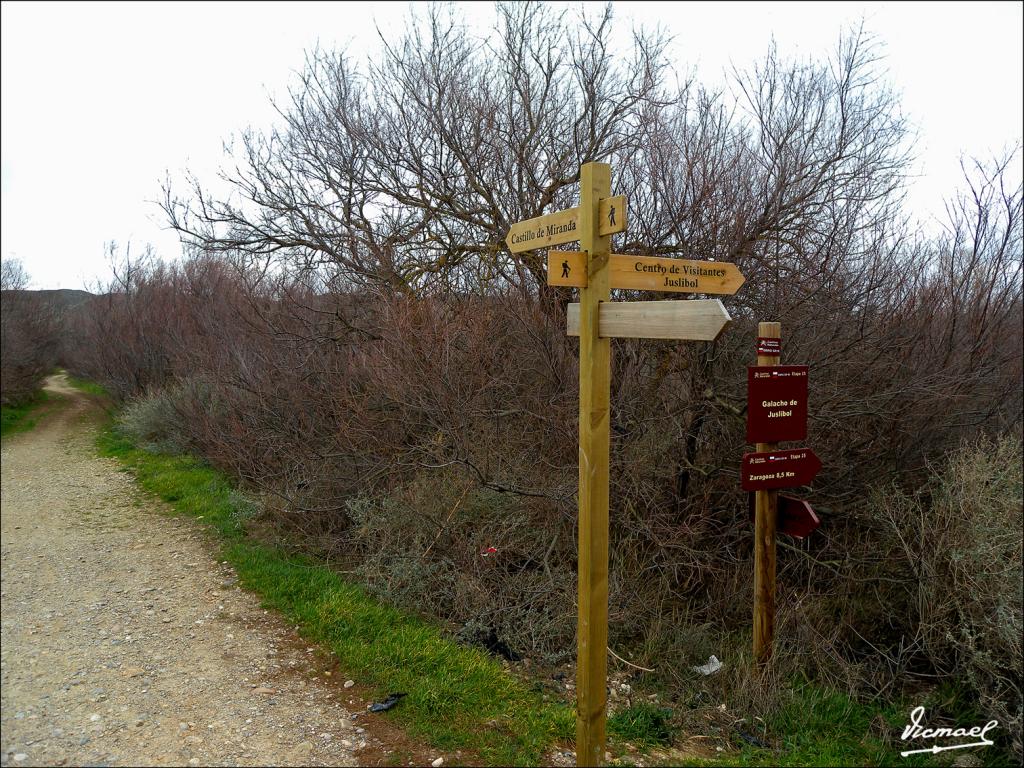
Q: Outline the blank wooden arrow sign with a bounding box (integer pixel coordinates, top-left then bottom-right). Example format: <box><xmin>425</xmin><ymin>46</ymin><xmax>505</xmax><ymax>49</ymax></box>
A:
<box><xmin>548</xmin><ymin>251</ymin><xmax>745</xmax><ymax>295</ymax></box>
<box><xmin>506</xmin><ymin>196</ymin><xmax>626</xmax><ymax>253</ymax></box>
<box><xmin>567</xmin><ymin>299</ymin><xmax>731</xmax><ymax>340</ymax></box>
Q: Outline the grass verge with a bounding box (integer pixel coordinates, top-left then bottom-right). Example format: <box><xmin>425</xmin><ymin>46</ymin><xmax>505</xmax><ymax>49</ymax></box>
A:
<box><xmin>96</xmin><ymin>426</ymin><xmax>574</xmax><ymax>765</ymax></box>
<box><xmin>686</xmin><ymin>680</ymin><xmax>1019</xmax><ymax>768</ymax></box>
<box><xmin>698</xmin><ymin>684</ymin><xmax>932</xmax><ymax>767</ymax></box>
<box><xmin>65</xmin><ymin>374</ymin><xmax>110</xmax><ymax>398</ymax></box>
<box><xmin>1</xmin><ymin>389</ymin><xmax>51</xmax><ymax>438</ymax></box>
<box><xmin>608</xmin><ymin>702</ymin><xmax>675</xmax><ymax>749</ymax></box>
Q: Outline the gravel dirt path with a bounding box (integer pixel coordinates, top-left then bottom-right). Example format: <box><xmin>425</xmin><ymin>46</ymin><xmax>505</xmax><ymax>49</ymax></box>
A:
<box><xmin>0</xmin><ymin>375</ymin><xmax>410</xmax><ymax>767</ymax></box>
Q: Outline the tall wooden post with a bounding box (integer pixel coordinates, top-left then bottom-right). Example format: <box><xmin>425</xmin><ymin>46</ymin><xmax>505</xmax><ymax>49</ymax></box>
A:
<box><xmin>576</xmin><ymin>162</ymin><xmax>611</xmax><ymax>766</ymax></box>
<box><xmin>753</xmin><ymin>321</ymin><xmax>780</xmax><ymax>666</ymax></box>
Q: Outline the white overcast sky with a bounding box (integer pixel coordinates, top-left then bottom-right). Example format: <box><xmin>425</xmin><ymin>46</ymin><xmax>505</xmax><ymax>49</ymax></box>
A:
<box><xmin>2</xmin><ymin>1</ymin><xmax>1022</xmax><ymax>290</ymax></box>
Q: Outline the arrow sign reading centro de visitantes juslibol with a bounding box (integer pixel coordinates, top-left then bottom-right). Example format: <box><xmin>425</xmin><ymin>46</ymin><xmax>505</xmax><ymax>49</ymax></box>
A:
<box><xmin>548</xmin><ymin>251</ymin><xmax>745</xmax><ymax>295</ymax></box>
<box><xmin>505</xmin><ymin>196</ymin><xmax>627</xmax><ymax>253</ymax></box>
<box><xmin>741</xmin><ymin>448</ymin><xmax>822</xmax><ymax>491</ymax></box>
<box><xmin>746</xmin><ymin>365</ymin><xmax>808</xmax><ymax>444</ymax></box>
<box><xmin>748</xmin><ymin>494</ymin><xmax>821</xmax><ymax>539</ymax></box>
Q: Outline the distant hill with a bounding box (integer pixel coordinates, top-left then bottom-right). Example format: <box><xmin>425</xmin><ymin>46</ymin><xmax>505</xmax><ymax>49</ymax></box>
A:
<box><xmin>1</xmin><ymin>288</ymin><xmax>95</xmax><ymax>312</ymax></box>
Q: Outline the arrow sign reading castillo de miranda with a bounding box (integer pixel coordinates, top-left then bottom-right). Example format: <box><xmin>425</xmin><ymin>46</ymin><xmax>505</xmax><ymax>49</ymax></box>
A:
<box><xmin>741</xmin><ymin>448</ymin><xmax>822</xmax><ymax>491</ymax></box>
<box><xmin>548</xmin><ymin>251</ymin><xmax>745</xmax><ymax>295</ymax></box>
<box><xmin>506</xmin><ymin>196</ymin><xmax>627</xmax><ymax>253</ymax></box>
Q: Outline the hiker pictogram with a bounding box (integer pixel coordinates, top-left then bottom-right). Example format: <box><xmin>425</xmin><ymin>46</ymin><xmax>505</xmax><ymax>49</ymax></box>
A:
<box><xmin>562</xmin><ymin>260</ymin><xmax>571</xmax><ymax>278</ymax></box>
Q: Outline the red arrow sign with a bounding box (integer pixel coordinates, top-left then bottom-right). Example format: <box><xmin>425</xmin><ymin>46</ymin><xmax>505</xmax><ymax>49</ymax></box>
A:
<box><xmin>748</xmin><ymin>494</ymin><xmax>821</xmax><ymax>538</ymax></box>
<box><xmin>741</xmin><ymin>448</ymin><xmax>822</xmax><ymax>491</ymax></box>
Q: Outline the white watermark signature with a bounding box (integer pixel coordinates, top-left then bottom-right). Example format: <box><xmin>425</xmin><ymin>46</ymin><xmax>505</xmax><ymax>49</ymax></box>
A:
<box><xmin>900</xmin><ymin>705</ymin><xmax>998</xmax><ymax>757</ymax></box>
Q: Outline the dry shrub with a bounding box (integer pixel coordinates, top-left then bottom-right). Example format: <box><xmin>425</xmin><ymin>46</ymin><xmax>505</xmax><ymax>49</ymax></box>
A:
<box><xmin>1</xmin><ymin>259</ymin><xmax>61</xmax><ymax>404</ymax></box>
<box><xmin>117</xmin><ymin>385</ymin><xmax>189</xmax><ymax>454</ymax></box>
<box><xmin>346</xmin><ymin>470</ymin><xmax>578</xmax><ymax>661</ymax></box>
<box><xmin>873</xmin><ymin>432</ymin><xmax>1023</xmax><ymax>757</ymax></box>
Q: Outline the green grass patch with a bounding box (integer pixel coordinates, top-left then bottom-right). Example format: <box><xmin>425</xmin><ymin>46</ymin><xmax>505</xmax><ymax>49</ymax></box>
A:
<box><xmin>688</xmin><ymin>683</ymin><xmax>945</xmax><ymax>768</ymax></box>
<box><xmin>702</xmin><ymin>680</ymin><xmax>1019</xmax><ymax>768</ymax></box>
<box><xmin>1</xmin><ymin>389</ymin><xmax>51</xmax><ymax>438</ymax></box>
<box><xmin>96</xmin><ymin>426</ymin><xmax>575</xmax><ymax>765</ymax></box>
<box><xmin>609</xmin><ymin>703</ymin><xmax>675</xmax><ymax>748</ymax></box>
<box><xmin>64</xmin><ymin>374</ymin><xmax>110</xmax><ymax>398</ymax></box>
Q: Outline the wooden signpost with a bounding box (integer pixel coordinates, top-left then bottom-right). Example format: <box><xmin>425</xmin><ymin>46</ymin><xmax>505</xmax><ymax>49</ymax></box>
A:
<box><xmin>744</xmin><ymin>324</ymin><xmax>821</xmax><ymax>666</ymax></box>
<box><xmin>750</xmin><ymin>322</ymin><xmax>780</xmax><ymax>668</ymax></box>
<box><xmin>574</xmin><ymin>163</ymin><xmax>612</xmax><ymax>768</ymax></box>
<box><xmin>506</xmin><ymin>162</ymin><xmax>744</xmax><ymax>766</ymax></box>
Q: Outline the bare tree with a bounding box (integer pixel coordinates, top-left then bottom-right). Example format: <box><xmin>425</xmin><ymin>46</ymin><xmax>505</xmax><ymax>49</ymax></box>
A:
<box><xmin>1</xmin><ymin>258</ymin><xmax>30</xmax><ymax>291</ymax></box>
<box><xmin>1</xmin><ymin>259</ymin><xmax>60</xmax><ymax>404</ymax></box>
<box><xmin>162</xmin><ymin>2</ymin><xmax>670</xmax><ymax>299</ymax></box>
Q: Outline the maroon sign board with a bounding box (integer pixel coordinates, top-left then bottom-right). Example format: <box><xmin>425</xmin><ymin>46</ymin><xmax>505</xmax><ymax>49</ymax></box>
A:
<box><xmin>748</xmin><ymin>494</ymin><xmax>821</xmax><ymax>539</ymax></box>
<box><xmin>741</xmin><ymin>448</ymin><xmax>822</xmax><ymax>491</ymax></box>
<box><xmin>746</xmin><ymin>365</ymin><xmax>808</xmax><ymax>444</ymax></box>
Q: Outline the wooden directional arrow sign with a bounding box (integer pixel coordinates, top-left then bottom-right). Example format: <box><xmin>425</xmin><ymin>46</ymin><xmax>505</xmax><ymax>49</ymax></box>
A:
<box><xmin>548</xmin><ymin>251</ymin><xmax>745</xmax><ymax>295</ymax></box>
<box><xmin>505</xmin><ymin>196</ymin><xmax>626</xmax><ymax>253</ymax></box>
<box><xmin>566</xmin><ymin>299</ymin><xmax>731</xmax><ymax>340</ymax></box>
<box><xmin>741</xmin><ymin>448</ymin><xmax>822</xmax><ymax>491</ymax></box>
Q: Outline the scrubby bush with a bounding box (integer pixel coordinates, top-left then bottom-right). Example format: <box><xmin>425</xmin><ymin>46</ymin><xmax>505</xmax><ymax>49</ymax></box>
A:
<box><xmin>117</xmin><ymin>384</ymin><xmax>191</xmax><ymax>454</ymax></box>
<box><xmin>345</xmin><ymin>478</ymin><xmax>578</xmax><ymax>660</ymax></box>
<box><xmin>873</xmin><ymin>432</ymin><xmax>1023</xmax><ymax>757</ymax></box>
<box><xmin>1</xmin><ymin>259</ymin><xmax>61</xmax><ymax>405</ymax></box>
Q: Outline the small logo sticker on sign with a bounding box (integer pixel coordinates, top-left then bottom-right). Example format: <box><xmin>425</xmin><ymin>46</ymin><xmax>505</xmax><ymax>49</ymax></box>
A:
<box><xmin>757</xmin><ymin>337</ymin><xmax>781</xmax><ymax>356</ymax></box>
